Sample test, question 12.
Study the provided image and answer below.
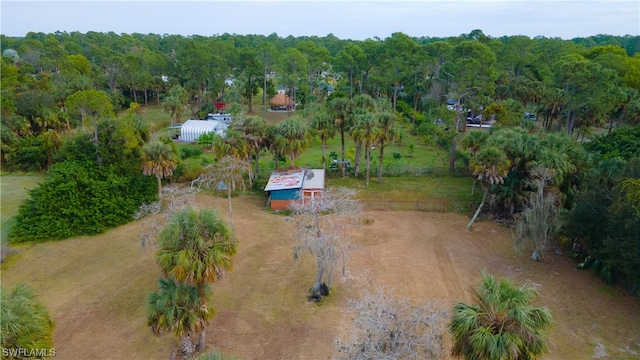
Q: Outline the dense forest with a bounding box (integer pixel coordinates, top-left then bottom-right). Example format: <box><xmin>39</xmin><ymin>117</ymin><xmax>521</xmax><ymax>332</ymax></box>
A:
<box><xmin>1</xmin><ymin>30</ymin><xmax>639</xmax><ymax>145</ymax></box>
<box><xmin>1</xmin><ymin>30</ymin><xmax>639</xmax><ymax>293</ymax></box>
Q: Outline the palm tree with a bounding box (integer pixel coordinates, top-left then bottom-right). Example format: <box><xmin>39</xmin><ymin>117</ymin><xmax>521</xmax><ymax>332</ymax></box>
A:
<box><xmin>449</xmin><ymin>272</ymin><xmax>553</xmax><ymax>359</ymax></box>
<box><xmin>349</xmin><ymin>114</ymin><xmax>364</xmax><ymax>177</ymax></box>
<box><xmin>349</xmin><ymin>95</ymin><xmax>376</xmax><ymax>176</ymax></box>
<box><xmin>483</xmin><ymin>128</ymin><xmax>539</xmax><ymax>218</ymax></box>
<box><xmin>466</xmin><ymin>146</ymin><xmax>510</xmax><ymax>229</ymax></box>
<box><xmin>237</xmin><ymin>115</ymin><xmax>268</xmax><ymax>179</ymax></box>
<box><xmin>265</xmin><ymin>124</ymin><xmax>282</xmax><ymax>170</ymax></box>
<box><xmin>489</xmin><ymin>128</ymin><xmax>584</xmax><ymax>220</ymax></box>
<box><xmin>162</xmin><ymin>85</ymin><xmax>188</xmax><ymax>125</ymax></box>
<box><xmin>147</xmin><ymin>277</ymin><xmax>214</xmax><ymax>356</ymax></box>
<box><xmin>141</xmin><ymin>141</ymin><xmax>178</xmax><ymax>198</ymax></box>
<box><xmin>156</xmin><ymin>207</ymin><xmax>237</xmax><ymax>352</ymax></box>
<box><xmin>462</xmin><ymin>131</ymin><xmax>489</xmax><ymax>158</ymax></box>
<box><xmin>539</xmin><ymin>87</ymin><xmax>564</xmax><ymax>131</ymax></box>
<box><xmin>214</xmin><ymin>128</ymin><xmax>249</xmax><ymax>161</ymax></box>
<box><xmin>328</xmin><ymin>97</ymin><xmax>352</xmax><ymax>177</ymax></box>
<box><xmin>1</xmin><ymin>284</ymin><xmax>55</xmax><ymax>355</ymax></box>
<box><xmin>538</xmin><ymin>132</ymin><xmax>577</xmax><ymax>186</ymax></box>
<box><xmin>274</xmin><ymin>116</ymin><xmax>311</xmax><ymax>166</ymax></box>
<box><xmin>462</xmin><ymin>131</ymin><xmax>489</xmax><ymax>195</ymax></box>
<box><xmin>351</xmin><ymin>113</ymin><xmax>380</xmax><ymax>186</ymax></box>
<box><xmin>376</xmin><ymin>112</ymin><xmax>399</xmax><ymax>185</ymax></box>
<box><xmin>310</xmin><ymin>111</ymin><xmax>336</xmax><ymax>170</ymax></box>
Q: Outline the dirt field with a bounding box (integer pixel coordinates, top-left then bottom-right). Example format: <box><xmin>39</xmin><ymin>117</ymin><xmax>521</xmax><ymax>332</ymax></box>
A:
<box><xmin>2</xmin><ymin>194</ymin><xmax>639</xmax><ymax>359</ymax></box>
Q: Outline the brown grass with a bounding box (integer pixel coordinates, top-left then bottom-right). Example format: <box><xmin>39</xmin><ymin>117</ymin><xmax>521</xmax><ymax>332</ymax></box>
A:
<box><xmin>1</xmin><ymin>194</ymin><xmax>639</xmax><ymax>359</ymax></box>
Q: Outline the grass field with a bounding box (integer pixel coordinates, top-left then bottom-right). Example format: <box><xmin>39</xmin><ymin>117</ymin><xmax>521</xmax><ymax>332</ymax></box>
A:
<box><xmin>2</xmin><ymin>194</ymin><xmax>639</xmax><ymax>359</ymax></box>
<box><xmin>2</xmin><ymin>103</ymin><xmax>639</xmax><ymax>359</ymax></box>
<box><xmin>0</xmin><ymin>174</ymin><xmax>43</xmax><ymax>246</ymax></box>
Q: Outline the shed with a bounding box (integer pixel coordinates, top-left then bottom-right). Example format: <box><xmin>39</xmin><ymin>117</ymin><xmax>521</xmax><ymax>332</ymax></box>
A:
<box><xmin>269</xmin><ymin>93</ymin><xmax>295</xmax><ymax>111</ymax></box>
<box><xmin>205</xmin><ymin>113</ymin><xmax>232</xmax><ymax>123</ymax></box>
<box><xmin>301</xmin><ymin>169</ymin><xmax>325</xmax><ymax>204</ymax></box>
<box><xmin>264</xmin><ymin>169</ymin><xmax>325</xmax><ymax>210</ymax></box>
<box><xmin>179</xmin><ymin>119</ymin><xmax>228</xmax><ymax>142</ymax></box>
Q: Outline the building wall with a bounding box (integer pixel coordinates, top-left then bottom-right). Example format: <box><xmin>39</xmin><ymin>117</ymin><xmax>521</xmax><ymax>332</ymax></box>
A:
<box><xmin>269</xmin><ymin>189</ymin><xmax>301</xmax><ymax>201</ymax></box>
<box><xmin>180</xmin><ymin>120</ymin><xmax>227</xmax><ymax>142</ymax></box>
<box><xmin>269</xmin><ymin>199</ymin><xmax>292</xmax><ymax>211</ymax></box>
<box><xmin>269</xmin><ymin>188</ymin><xmax>301</xmax><ymax>210</ymax></box>
<box><xmin>302</xmin><ymin>189</ymin><xmax>323</xmax><ymax>204</ymax></box>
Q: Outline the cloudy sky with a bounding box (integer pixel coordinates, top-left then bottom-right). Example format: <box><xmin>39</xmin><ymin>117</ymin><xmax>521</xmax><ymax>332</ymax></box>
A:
<box><xmin>1</xmin><ymin>0</ymin><xmax>638</xmax><ymax>40</ymax></box>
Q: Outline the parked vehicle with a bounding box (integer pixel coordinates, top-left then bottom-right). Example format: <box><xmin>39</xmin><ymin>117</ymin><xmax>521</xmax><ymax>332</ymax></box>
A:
<box><xmin>466</xmin><ymin>115</ymin><xmax>482</xmax><ymax>124</ymax></box>
<box><xmin>329</xmin><ymin>159</ymin><xmax>351</xmax><ymax>171</ymax></box>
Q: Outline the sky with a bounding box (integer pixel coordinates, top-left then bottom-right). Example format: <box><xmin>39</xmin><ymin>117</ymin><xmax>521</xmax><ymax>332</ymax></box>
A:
<box><xmin>1</xmin><ymin>0</ymin><xmax>639</xmax><ymax>40</ymax></box>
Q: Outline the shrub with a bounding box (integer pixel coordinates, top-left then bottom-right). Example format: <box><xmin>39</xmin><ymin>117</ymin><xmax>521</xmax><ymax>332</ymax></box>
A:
<box><xmin>179</xmin><ymin>147</ymin><xmax>203</xmax><ymax>159</ymax></box>
<box><xmin>5</xmin><ymin>136</ymin><xmax>47</xmax><ymax>171</ymax></box>
<box><xmin>9</xmin><ymin>161</ymin><xmax>155</xmax><ymax>242</ymax></box>
<box><xmin>1</xmin><ymin>284</ymin><xmax>55</xmax><ymax>353</ymax></box>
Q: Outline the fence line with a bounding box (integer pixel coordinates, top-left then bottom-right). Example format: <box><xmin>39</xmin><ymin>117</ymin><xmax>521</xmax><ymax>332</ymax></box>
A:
<box><xmin>361</xmin><ymin>199</ymin><xmax>451</xmax><ymax>212</ymax></box>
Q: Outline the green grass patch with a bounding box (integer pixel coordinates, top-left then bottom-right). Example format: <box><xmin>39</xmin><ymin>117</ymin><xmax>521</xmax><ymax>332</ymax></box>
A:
<box><xmin>296</xmin><ymin>122</ymin><xmax>450</xmax><ymax>172</ymax></box>
<box><xmin>596</xmin><ymin>285</ymin><xmax>616</xmax><ymax>297</ymax></box>
<box><xmin>1</xmin><ymin>174</ymin><xmax>43</xmax><ymax>245</ymax></box>
<box><xmin>327</xmin><ymin>175</ymin><xmax>480</xmax><ymax>213</ymax></box>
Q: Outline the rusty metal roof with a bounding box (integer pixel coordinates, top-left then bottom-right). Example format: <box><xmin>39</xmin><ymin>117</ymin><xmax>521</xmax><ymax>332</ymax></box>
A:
<box><xmin>264</xmin><ymin>169</ymin><xmax>325</xmax><ymax>192</ymax></box>
<box><xmin>264</xmin><ymin>170</ymin><xmax>305</xmax><ymax>191</ymax></box>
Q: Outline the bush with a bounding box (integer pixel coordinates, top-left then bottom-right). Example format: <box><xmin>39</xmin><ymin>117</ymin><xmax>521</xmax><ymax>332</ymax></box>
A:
<box><xmin>171</xmin><ymin>163</ymin><xmax>186</xmax><ymax>183</ymax></box>
<box><xmin>1</xmin><ymin>284</ymin><xmax>55</xmax><ymax>354</ymax></box>
<box><xmin>5</xmin><ymin>135</ymin><xmax>47</xmax><ymax>171</ymax></box>
<box><xmin>199</xmin><ymin>103</ymin><xmax>216</xmax><ymax>119</ymax></box>
<box><xmin>584</xmin><ymin>125</ymin><xmax>640</xmax><ymax>160</ymax></box>
<box><xmin>197</xmin><ymin>132</ymin><xmax>216</xmax><ymax>149</ymax></box>
<box><xmin>564</xmin><ymin>157</ymin><xmax>640</xmax><ymax>291</ymax></box>
<box><xmin>9</xmin><ymin>161</ymin><xmax>156</xmax><ymax>242</ymax></box>
<box><xmin>179</xmin><ymin>146</ymin><xmax>203</xmax><ymax>159</ymax></box>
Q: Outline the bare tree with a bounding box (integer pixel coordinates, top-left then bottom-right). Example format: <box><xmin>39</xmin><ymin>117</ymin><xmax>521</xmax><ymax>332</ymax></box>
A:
<box><xmin>335</xmin><ymin>287</ymin><xmax>446</xmax><ymax>360</ymax></box>
<box><xmin>134</xmin><ymin>185</ymin><xmax>198</xmax><ymax>250</ymax></box>
<box><xmin>288</xmin><ymin>186</ymin><xmax>362</xmax><ymax>297</ymax></box>
<box><xmin>191</xmin><ymin>155</ymin><xmax>251</xmax><ymax>230</ymax></box>
<box><xmin>514</xmin><ymin>167</ymin><xmax>558</xmax><ymax>261</ymax></box>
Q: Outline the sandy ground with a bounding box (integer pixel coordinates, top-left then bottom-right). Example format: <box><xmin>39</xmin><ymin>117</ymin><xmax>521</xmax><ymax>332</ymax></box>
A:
<box><xmin>1</xmin><ymin>194</ymin><xmax>639</xmax><ymax>359</ymax></box>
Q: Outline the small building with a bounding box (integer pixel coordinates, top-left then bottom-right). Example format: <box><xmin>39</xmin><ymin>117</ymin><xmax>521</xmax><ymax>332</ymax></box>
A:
<box><xmin>264</xmin><ymin>169</ymin><xmax>325</xmax><ymax>210</ymax></box>
<box><xmin>205</xmin><ymin>113</ymin><xmax>232</xmax><ymax>123</ymax></box>
<box><xmin>179</xmin><ymin>119</ymin><xmax>228</xmax><ymax>142</ymax></box>
<box><xmin>301</xmin><ymin>169</ymin><xmax>325</xmax><ymax>204</ymax></box>
<box><xmin>317</xmin><ymin>82</ymin><xmax>335</xmax><ymax>97</ymax></box>
<box><xmin>269</xmin><ymin>93</ymin><xmax>296</xmax><ymax>112</ymax></box>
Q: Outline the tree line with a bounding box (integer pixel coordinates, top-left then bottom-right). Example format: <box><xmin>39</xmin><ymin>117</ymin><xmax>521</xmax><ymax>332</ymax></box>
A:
<box><xmin>2</xmin><ymin>30</ymin><xmax>639</xmax><ymax>171</ymax></box>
